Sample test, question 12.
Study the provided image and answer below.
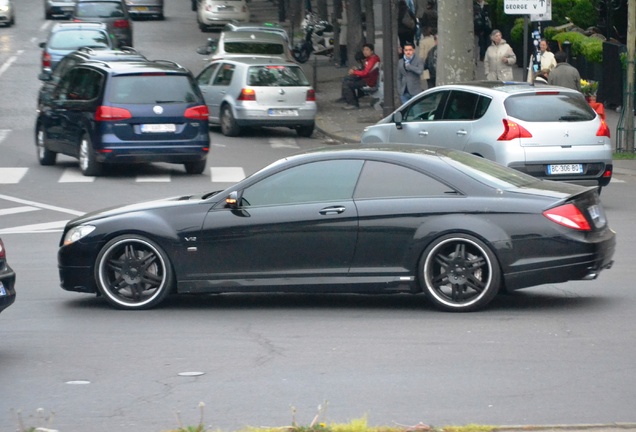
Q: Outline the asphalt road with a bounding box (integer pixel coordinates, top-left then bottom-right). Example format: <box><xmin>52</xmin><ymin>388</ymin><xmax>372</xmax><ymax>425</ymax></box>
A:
<box><xmin>1</xmin><ymin>1</ymin><xmax>636</xmax><ymax>431</ymax></box>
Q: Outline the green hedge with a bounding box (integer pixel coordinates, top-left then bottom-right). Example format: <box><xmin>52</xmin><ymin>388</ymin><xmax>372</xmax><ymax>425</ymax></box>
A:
<box><xmin>552</xmin><ymin>31</ymin><xmax>603</xmax><ymax>63</ymax></box>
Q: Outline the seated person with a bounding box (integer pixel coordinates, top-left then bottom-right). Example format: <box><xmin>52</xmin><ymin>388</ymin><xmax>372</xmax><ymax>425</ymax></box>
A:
<box><xmin>339</xmin><ymin>43</ymin><xmax>381</xmax><ymax>110</ymax></box>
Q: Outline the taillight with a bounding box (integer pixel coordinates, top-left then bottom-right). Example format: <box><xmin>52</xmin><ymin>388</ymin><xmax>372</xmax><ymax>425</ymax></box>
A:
<box><xmin>543</xmin><ymin>203</ymin><xmax>591</xmax><ymax>231</ymax></box>
<box><xmin>114</xmin><ymin>19</ymin><xmax>130</xmax><ymax>28</ymax></box>
<box><xmin>596</xmin><ymin>120</ymin><xmax>610</xmax><ymax>137</ymax></box>
<box><xmin>95</xmin><ymin>106</ymin><xmax>132</xmax><ymax>121</ymax></box>
<box><xmin>0</xmin><ymin>238</ymin><xmax>6</xmax><ymax>259</ymax></box>
<box><xmin>42</xmin><ymin>51</ymin><xmax>51</xmax><ymax>69</ymax></box>
<box><xmin>306</xmin><ymin>89</ymin><xmax>316</xmax><ymax>101</ymax></box>
<box><xmin>184</xmin><ymin>105</ymin><xmax>209</xmax><ymax>120</ymax></box>
<box><xmin>238</xmin><ymin>88</ymin><xmax>256</xmax><ymax>101</ymax></box>
<box><xmin>498</xmin><ymin>119</ymin><xmax>532</xmax><ymax>141</ymax></box>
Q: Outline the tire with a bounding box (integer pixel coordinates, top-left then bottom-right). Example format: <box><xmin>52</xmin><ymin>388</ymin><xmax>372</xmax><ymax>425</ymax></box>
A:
<box><xmin>220</xmin><ymin>105</ymin><xmax>240</xmax><ymax>137</ymax></box>
<box><xmin>296</xmin><ymin>123</ymin><xmax>314</xmax><ymax>138</ymax></box>
<box><xmin>184</xmin><ymin>159</ymin><xmax>206</xmax><ymax>175</ymax></box>
<box><xmin>95</xmin><ymin>235</ymin><xmax>174</xmax><ymax>310</ymax></box>
<box><xmin>419</xmin><ymin>233</ymin><xmax>501</xmax><ymax>312</ymax></box>
<box><xmin>36</xmin><ymin>124</ymin><xmax>57</xmax><ymax>166</ymax></box>
<box><xmin>79</xmin><ymin>133</ymin><xmax>102</xmax><ymax>176</ymax></box>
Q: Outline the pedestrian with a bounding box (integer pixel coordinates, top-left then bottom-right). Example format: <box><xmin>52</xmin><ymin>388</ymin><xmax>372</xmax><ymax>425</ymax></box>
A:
<box><xmin>484</xmin><ymin>29</ymin><xmax>516</xmax><ymax>81</ymax></box>
<box><xmin>336</xmin><ymin>1</ymin><xmax>348</xmax><ymax>68</ymax></box>
<box><xmin>416</xmin><ymin>0</ymin><xmax>437</xmax><ymax>36</ymax></box>
<box><xmin>340</xmin><ymin>43</ymin><xmax>381</xmax><ymax>110</ymax></box>
<box><xmin>423</xmin><ymin>34</ymin><xmax>437</xmax><ymax>88</ymax></box>
<box><xmin>547</xmin><ymin>51</ymin><xmax>581</xmax><ymax>91</ymax></box>
<box><xmin>473</xmin><ymin>0</ymin><xmax>492</xmax><ymax>62</ymax></box>
<box><xmin>397</xmin><ymin>42</ymin><xmax>424</xmax><ymax>103</ymax></box>
<box><xmin>419</xmin><ymin>26</ymin><xmax>436</xmax><ymax>87</ymax></box>
<box><xmin>397</xmin><ymin>0</ymin><xmax>417</xmax><ymax>51</ymax></box>
<box><xmin>527</xmin><ymin>38</ymin><xmax>557</xmax><ymax>82</ymax></box>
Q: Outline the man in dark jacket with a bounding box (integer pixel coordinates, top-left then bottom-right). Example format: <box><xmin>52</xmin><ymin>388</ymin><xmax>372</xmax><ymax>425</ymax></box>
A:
<box><xmin>548</xmin><ymin>51</ymin><xmax>581</xmax><ymax>91</ymax></box>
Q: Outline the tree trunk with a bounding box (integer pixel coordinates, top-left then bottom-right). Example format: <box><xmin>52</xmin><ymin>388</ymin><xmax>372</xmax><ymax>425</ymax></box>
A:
<box><xmin>625</xmin><ymin>0</ymin><xmax>635</xmax><ymax>152</ymax></box>
<box><xmin>347</xmin><ymin>0</ymin><xmax>364</xmax><ymax>66</ymax></box>
<box><xmin>364</xmin><ymin>0</ymin><xmax>375</xmax><ymax>44</ymax></box>
<box><xmin>333</xmin><ymin>0</ymin><xmax>343</xmax><ymax>66</ymax></box>
<box><xmin>437</xmin><ymin>0</ymin><xmax>476</xmax><ymax>85</ymax></box>
<box><xmin>317</xmin><ymin>0</ymin><xmax>329</xmax><ymax>21</ymax></box>
<box><xmin>289</xmin><ymin>0</ymin><xmax>303</xmax><ymax>30</ymax></box>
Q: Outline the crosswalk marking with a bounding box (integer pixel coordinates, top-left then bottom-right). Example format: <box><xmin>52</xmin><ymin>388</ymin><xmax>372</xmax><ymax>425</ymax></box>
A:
<box><xmin>0</xmin><ymin>206</ymin><xmax>40</xmax><ymax>216</ymax></box>
<box><xmin>135</xmin><ymin>174</ymin><xmax>171</xmax><ymax>182</ymax></box>
<box><xmin>270</xmin><ymin>138</ymin><xmax>300</xmax><ymax>149</ymax></box>
<box><xmin>0</xmin><ymin>220</ymin><xmax>69</xmax><ymax>235</ymax></box>
<box><xmin>210</xmin><ymin>167</ymin><xmax>245</xmax><ymax>183</ymax></box>
<box><xmin>0</xmin><ymin>168</ymin><xmax>28</xmax><ymax>184</ymax></box>
<box><xmin>0</xmin><ymin>130</ymin><xmax>9</xmax><ymax>144</ymax></box>
<box><xmin>59</xmin><ymin>169</ymin><xmax>96</xmax><ymax>183</ymax></box>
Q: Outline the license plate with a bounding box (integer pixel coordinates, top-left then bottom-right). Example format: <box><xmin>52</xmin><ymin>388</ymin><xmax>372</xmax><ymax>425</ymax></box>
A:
<box><xmin>133</xmin><ymin>6</ymin><xmax>148</xmax><ymax>11</ymax></box>
<box><xmin>141</xmin><ymin>124</ymin><xmax>176</xmax><ymax>133</ymax></box>
<box><xmin>547</xmin><ymin>164</ymin><xmax>583</xmax><ymax>175</ymax></box>
<box><xmin>0</xmin><ymin>282</ymin><xmax>6</xmax><ymax>297</ymax></box>
<box><xmin>62</xmin><ymin>6</ymin><xmax>74</xmax><ymax>11</ymax></box>
<box><xmin>268</xmin><ymin>109</ymin><xmax>298</xmax><ymax>117</ymax></box>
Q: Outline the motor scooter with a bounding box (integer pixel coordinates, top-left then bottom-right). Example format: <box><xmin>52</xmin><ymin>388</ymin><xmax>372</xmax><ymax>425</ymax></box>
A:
<box><xmin>292</xmin><ymin>12</ymin><xmax>334</xmax><ymax>64</ymax></box>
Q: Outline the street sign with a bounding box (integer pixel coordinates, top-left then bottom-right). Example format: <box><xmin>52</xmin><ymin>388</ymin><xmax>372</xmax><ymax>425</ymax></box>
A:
<box><xmin>530</xmin><ymin>0</ymin><xmax>552</xmax><ymax>21</ymax></box>
<box><xmin>504</xmin><ymin>0</ymin><xmax>547</xmax><ymax>15</ymax></box>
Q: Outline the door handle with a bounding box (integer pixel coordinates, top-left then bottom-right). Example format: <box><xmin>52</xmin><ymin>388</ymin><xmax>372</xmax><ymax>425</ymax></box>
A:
<box><xmin>418</xmin><ymin>130</ymin><xmax>429</xmax><ymax>137</ymax></box>
<box><xmin>319</xmin><ymin>206</ymin><xmax>346</xmax><ymax>215</ymax></box>
<box><xmin>456</xmin><ymin>130</ymin><xmax>468</xmax><ymax>136</ymax></box>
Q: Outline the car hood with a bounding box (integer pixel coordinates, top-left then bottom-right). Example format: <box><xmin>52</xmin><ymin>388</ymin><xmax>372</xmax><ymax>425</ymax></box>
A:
<box><xmin>69</xmin><ymin>193</ymin><xmax>220</xmax><ymax>226</ymax></box>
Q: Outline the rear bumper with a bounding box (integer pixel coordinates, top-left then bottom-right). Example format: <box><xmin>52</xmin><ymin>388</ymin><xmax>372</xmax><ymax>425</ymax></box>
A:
<box><xmin>509</xmin><ymin>162</ymin><xmax>613</xmax><ymax>187</ymax></box>
<box><xmin>0</xmin><ymin>270</ymin><xmax>16</xmax><ymax>314</ymax></box>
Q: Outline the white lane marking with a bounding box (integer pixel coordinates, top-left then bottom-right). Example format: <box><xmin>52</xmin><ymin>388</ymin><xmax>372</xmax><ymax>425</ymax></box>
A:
<box><xmin>136</xmin><ymin>175</ymin><xmax>171</xmax><ymax>182</ymax></box>
<box><xmin>59</xmin><ymin>169</ymin><xmax>97</xmax><ymax>183</ymax></box>
<box><xmin>0</xmin><ymin>130</ymin><xmax>10</xmax><ymax>143</ymax></box>
<box><xmin>0</xmin><ymin>56</ymin><xmax>17</xmax><ymax>78</ymax></box>
<box><xmin>210</xmin><ymin>167</ymin><xmax>245</xmax><ymax>183</ymax></box>
<box><xmin>0</xmin><ymin>206</ymin><xmax>41</xmax><ymax>216</ymax></box>
<box><xmin>0</xmin><ymin>168</ymin><xmax>28</xmax><ymax>184</ymax></box>
<box><xmin>0</xmin><ymin>194</ymin><xmax>84</xmax><ymax>216</ymax></box>
<box><xmin>269</xmin><ymin>138</ymin><xmax>299</xmax><ymax>149</ymax></box>
<box><xmin>0</xmin><ymin>220</ymin><xmax>69</xmax><ymax>234</ymax></box>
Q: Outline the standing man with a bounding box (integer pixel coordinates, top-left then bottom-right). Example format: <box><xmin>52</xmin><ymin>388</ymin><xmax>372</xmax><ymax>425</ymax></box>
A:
<box><xmin>341</xmin><ymin>43</ymin><xmax>381</xmax><ymax>110</ymax></box>
<box><xmin>424</xmin><ymin>34</ymin><xmax>438</xmax><ymax>88</ymax></box>
<box><xmin>397</xmin><ymin>42</ymin><xmax>424</xmax><ymax>103</ymax></box>
<box><xmin>548</xmin><ymin>51</ymin><xmax>582</xmax><ymax>91</ymax></box>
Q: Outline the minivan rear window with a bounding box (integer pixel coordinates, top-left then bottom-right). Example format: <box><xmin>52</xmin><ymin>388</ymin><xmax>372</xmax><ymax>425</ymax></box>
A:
<box><xmin>504</xmin><ymin>93</ymin><xmax>596</xmax><ymax>122</ymax></box>
<box><xmin>225</xmin><ymin>42</ymin><xmax>284</xmax><ymax>55</ymax></box>
<box><xmin>108</xmin><ymin>75</ymin><xmax>199</xmax><ymax>104</ymax></box>
<box><xmin>248</xmin><ymin>65</ymin><xmax>309</xmax><ymax>87</ymax></box>
<box><xmin>49</xmin><ymin>30</ymin><xmax>111</xmax><ymax>50</ymax></box>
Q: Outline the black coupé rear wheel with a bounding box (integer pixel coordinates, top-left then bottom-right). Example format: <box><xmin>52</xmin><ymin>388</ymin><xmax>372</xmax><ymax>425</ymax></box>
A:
<box><xmin>420</xmin><ymin>234</ymin><xmax>501</xmax><ymax>312</ymax></box>
<box><xmin>95</xmin><ymin>235</ymin><xmax>174</xmax><ymax>310</ymax></box>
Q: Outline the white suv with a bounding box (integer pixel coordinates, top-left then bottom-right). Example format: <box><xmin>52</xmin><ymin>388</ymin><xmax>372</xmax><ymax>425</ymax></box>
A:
<box><xmin>361</xmin><ymin>82</ymin><xmax>613</xmax><ymax>187</ymax></box>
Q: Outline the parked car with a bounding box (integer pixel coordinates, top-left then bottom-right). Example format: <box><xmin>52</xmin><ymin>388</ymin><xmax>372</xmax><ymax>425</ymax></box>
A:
<box><xmin>360</xmin><ymin>81</ymin><xmax>613</xmax><ymax>188</ymax></box>
<box><xmin>72</xmin><ymin>0</ymin><xmax>133</xmax><ymax>47</ymax></box>
<box><xmin>44</xmin><ymin>0</ymin><xmax>76</xmax><ymax>19</ymax></box>
<box><xmin>124</xmin><ymin>0</ymin><xmax>163</xmax><ymax>20</ymax></box>
<box><xmin>39</xmin><ymin>22</ymin><xmax>113</xmax><ymax>72</ymax></box>
<box><xmin>196</xmin><ymin>57</ymin><xmax>316</xmax><ymax>137</ymax></box>
<box><xmin>223</xmin><ymin>21</ymin><xmax>291</xmax><ymax>48</ymax></box>
<box><xmin>0</xmin><ymin>238</ymin><xmax>16</xmax><ymax>315</ymax></box>
<box><xmin>196</xmin><ymin>30</ymin><xmax>293</xmax><ymax>62</ymax></box>
<box><xmin>197</xmin><ymin>0</ymin><xmax>249</xmax><ymax>32</ymax></box>
<box><xmin>57</xmin><ymin>145</ymin><xmax>615</xmax><ymax>312</ymax></box>
<box><xmin>0</xmin><ymin>0</ymin><xmax>15</xmax><ymax>26</ymax></box>
<box><xmin>38</xmin><ymin>47</ymin><xmax>147</xmax><ymax>108</ymax></box>
<box><xmin>35</xmin><ymin>60</ymin><xmax>210</xmax><ymax>176</ymax></box>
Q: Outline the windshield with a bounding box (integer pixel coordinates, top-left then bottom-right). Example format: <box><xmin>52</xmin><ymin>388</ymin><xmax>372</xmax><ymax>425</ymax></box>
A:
<box><xmin>248</xmin><ymin>65</ymin><xmax>309</xmax><ymax>86</ymax></box>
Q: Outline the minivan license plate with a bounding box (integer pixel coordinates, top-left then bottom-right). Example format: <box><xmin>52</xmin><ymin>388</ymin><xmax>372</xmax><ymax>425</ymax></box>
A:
<box><xmin>548</xmin><ymin>164</ymin><xmax>583</xmax><ymax>175</ymax></box>
<box><xmin>141</xmin><ymin>124</ymin><xmax>176</xmax><ymax>133</ymax></box>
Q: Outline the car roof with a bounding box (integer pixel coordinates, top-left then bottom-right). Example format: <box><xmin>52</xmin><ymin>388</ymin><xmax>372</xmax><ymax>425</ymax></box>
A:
<box><xmin>50</xmin><ymin>21</ymin><xmax>108</xmax><ymax>31</ymax></box>
<box><xmin>436</xmin><ymin>81</ymin><xmax>581</xmax><ymax>96</ymax></box>
<box><xmin>220</xmin><ymin>30</ymin><xmax>287</xmax><ymax>43</ymax></box>
<box><xmin>209</xmin><ymin>56</ymin><xmax>300</xmax><ymax>67</ymax></box>
<box><xmin>83</xmin><ymin>60</ymin><xmax>189</xmax><ymax>75</ymax></box>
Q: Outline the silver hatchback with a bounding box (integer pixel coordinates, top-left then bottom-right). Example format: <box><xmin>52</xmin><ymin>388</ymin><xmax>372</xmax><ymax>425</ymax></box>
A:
<box><xmin>196</xmin><ymin>57</ymin><xmax>317</xmax><ymax>137</ymax></box>
<box><xmin>361</xmin><ymin>81</ymin><xmax>613</xmax><ymax>187</ymax></box>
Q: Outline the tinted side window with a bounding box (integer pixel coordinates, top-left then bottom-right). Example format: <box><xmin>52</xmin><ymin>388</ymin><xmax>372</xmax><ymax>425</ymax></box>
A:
<box><xmin>475</xmin><ymin>95</ymin><xmax>492</xmax><ymax>119</ymax></box>
<box><xmin>504</xmin><ymin>93</ymin><xmax>595</xmax><ymax>122</ymax></box>
<box><xmin>241</xmin><ymin>160</ymin><xmax>364</xmax><ymax>206</ymax></box>
<box><xmin>212</xmin><ymin>63</ymin><xmax>235</xmax><ymax>86</ymax></box>
<box><xmin>354</xmin><ymin>161</ymin><xmax>455</xmax><ymax>199</ymax></box>
<box><xmin>403</xmin><ymin>90</ymin><xmax>448</xmax><ymax>122</ymax></box>
<box><xmin>443</xmin><ymin>90</ymin><xmax>479</xmax><ymax>120</ymax></box>
<box><xmin>197</xmin><ymin>63</ymin><xmax>220</xmax><ymax>86</ymax></box>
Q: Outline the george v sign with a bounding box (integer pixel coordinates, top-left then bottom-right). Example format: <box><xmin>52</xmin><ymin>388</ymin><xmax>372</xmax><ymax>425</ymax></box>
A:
<box><xmin>504</xmin><ymin>0</ymin><xmax>547</xmax><ymax>14</ymax></box>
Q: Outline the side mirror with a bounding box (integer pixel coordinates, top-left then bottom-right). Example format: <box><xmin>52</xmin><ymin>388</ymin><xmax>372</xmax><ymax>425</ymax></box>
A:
<box><xmin>225</xmin><ymin>191</ymin><xmax>239</xmax><ymax>208</ymax></box>
<box><xmin>39</xmin><ymin>42</ymin><xmax>46</xmax><ymax>48</ymax></box>
<box><xmin>393</xmin><ymin>111</ymin><xmax>403</xmax><ymax>130</ymax></box>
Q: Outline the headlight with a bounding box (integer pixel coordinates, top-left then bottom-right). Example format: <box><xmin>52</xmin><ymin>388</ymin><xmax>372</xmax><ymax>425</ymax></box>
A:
<box><xmin>0</xmin><ymin>6</ymin><xmax>9</xmax><ymax>11</ymax></box>
<box><xmin>63</xmin><ymin>225</ymin><xmax>96</xmax><ymax>245</ymax></box>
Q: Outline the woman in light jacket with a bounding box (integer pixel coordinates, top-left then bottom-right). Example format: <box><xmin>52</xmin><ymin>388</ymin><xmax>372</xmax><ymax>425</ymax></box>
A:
<box><xmin>484</xmin><ymin>29</ymin><xmax>516</xmax><ymax>81</ymax></box>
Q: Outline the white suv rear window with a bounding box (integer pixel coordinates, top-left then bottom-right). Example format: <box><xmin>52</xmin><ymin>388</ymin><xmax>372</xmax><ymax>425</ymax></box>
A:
<box><xmin>504</xmin><ymin>93</ymin><xmax>596</xmax><ymax>122</ymax></box>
